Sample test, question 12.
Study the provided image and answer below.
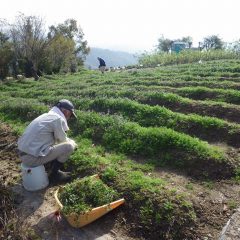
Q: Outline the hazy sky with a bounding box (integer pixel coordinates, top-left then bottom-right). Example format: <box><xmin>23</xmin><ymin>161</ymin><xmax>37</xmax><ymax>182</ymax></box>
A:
<box><xmin>1</xmin><ymin>0</ymin><xmax>240</xmax><ymax>53</ymax></box>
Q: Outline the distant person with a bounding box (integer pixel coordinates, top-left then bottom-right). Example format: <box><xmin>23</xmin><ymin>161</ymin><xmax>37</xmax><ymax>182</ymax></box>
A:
<box><xmin>17</xmin><ymin>99</ymin><xmax>78</xmax><ymax>183</ymax></box>
<box><xmin>97</xmin><ymin>57</ymin><xmax>106</xmax><ymax>74</ymax></box>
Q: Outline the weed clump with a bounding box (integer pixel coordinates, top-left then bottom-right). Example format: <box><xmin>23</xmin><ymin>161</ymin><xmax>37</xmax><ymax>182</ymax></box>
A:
<box><xmin>59</xmin><ymin>176</ymin><xmax>120</xmax><ymax>214</ymax></box>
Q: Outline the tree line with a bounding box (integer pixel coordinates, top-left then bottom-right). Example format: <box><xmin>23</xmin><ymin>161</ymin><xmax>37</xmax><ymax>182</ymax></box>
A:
<box><xmin>156</xmin><ymin>35</ymin><xmax>240</xmax><ymax>53</ymax></box>
<box><xmin>2</xmin><ymin>14</ymin><xmax>240</xmax><ymax>81</ymax></box>
<box><xmin>0</xmin><ymin>13</ymin><xmax>90</xmax><ymax>80</ymax></box>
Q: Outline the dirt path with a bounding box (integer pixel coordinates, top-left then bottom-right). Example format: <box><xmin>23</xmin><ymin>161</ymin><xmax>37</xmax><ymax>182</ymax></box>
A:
<box><xmin>149</xmin><ymin>165</ymin><xmax>240</xmax><ymax>239</ymax></box>
<box><xmin>0</xmin><ymin>123</ymin><xmax>135</xmax><ymax>240</ymax></box>
<box><xmin>12</xmin><ymin>184</ymin><xmax>132</xmax><ymax>240</ymax></box>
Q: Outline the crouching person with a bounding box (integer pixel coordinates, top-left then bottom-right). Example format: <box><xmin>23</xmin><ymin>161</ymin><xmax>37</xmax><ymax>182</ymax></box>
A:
<box><xmin>17</xmin><ymin>99</ymin><xmax>78</xmax><ymax>183</ymax></box>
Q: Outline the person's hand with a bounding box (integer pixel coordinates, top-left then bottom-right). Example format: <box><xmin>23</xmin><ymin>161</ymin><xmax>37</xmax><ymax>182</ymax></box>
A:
<box><xmin>67</xmin><ymin>138</ymin><xmax>78</xmax><ymax>150</ymax></box>
<box><xmin>72</xmin><ymin>141</ymin><xmax>78</xmax><ymax>150</ymax></box>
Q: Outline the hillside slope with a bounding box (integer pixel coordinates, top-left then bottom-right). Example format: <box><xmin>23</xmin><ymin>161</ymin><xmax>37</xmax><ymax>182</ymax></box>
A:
<box><xmin>1</xmin><ymin>60</ymin><xmax>240</xmax><ymax>239</ymax></box>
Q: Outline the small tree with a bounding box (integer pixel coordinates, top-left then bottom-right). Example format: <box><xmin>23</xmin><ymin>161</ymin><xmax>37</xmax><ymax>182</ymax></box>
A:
<box><xmin>9</xmin><ymin>13</ymin><xmax>48</xmax><ymax>80</ymax></box>
<box><xmin>181</xmin><ymin>36</ymin><xmax>193</xmax><ymax>48</ymax></box>
<box><xmin>48</xmin><ymin>19</ymin><xmax>90</xmax><ymax>68</ymax></box>
<box><xmin>45</xmin><ymin>34</ymin><xmax>75</xmax><ymax>73</ymax></box>
<box><xmin>0</xmin><ymin>15</ymin><xmax>90</xmax><ymax>78</ymax></box>
<box><xmin>157</xmin><ymin>35</ymin><xmax>173</xmax><ymax>52</ymax></box>
<box><xmin>202</xmin><ymin>35</ymin><xmax>224</xmax><ymax>50</ymax></box>
<box><xmin>228</xmin><ymin>40</ymin><xmax>240</xmax><ymax>54</ymax></box>
<box><xmin>0</xmin><ymin>31</ymin><xmax>14</xmax><ymax>80</ymax></box>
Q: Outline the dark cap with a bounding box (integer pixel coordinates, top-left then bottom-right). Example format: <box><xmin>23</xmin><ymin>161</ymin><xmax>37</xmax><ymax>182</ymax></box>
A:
<box><xmin>56</xmin><ymin>99</ymin><xmax>77</xmax><ymax>118</ymax></box>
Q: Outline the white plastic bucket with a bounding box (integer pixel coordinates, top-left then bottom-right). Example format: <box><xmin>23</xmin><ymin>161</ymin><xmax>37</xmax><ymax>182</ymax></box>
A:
<box><xmin>21</xmin><ymin>163</ymin><xmax>49</xmax><ymax>191</ymax></box>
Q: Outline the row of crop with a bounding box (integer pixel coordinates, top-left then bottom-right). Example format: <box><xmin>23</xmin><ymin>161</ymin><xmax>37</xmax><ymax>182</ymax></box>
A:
<box><xmin>124</xmin><ymin>61</ymin><xmax>240</xmax><ymax>83</ymax></box>
<box><xmin>91</xmin><ymin>60</ymin><xmax>240</xmax><ymax>84</ymax></box>
<box><xmin>152</xmin><ymin>60</ymin><xmax>240</xmax><ymax>73</ymax></box>
<box><xmin>0</xmin><ymin>78</ymin><xmax>92</xmax><ymax>99</ymax></box>
<box><xmin>3</xmin><ymin>76</ymin><xmax>240</xmax><ymax>127</ymax></box>
<box><xmin>0</xmin><ymin>113</ymin><xmax>197</xmax><ymax>239</ymax></box>
<box><xmin>96</xmin><ymin>84</ymin><xmax>240</xmax><ymax>106</ymax></box>
<box><xmin>72</xmin><ymin>111</ymin><xmax>236</xmax><ymax>179</ymax></box>
<box><xmin>99</xmin><ymin>68</ymin><xmax>240</xmax><ymax>84</ymax></box>
<box><xmin>26</xmin><ymin>85</ymin><xmax>240</xmax><ymax>130</ymax></box>
<box><xmin>98</xmin><ymin>78</ymin><xmax>240</xmax><ymax>91</ymax></box>
<box><xmin>138</xmin><ymin>50</ymin><xmax>240</xmax><ymax>67</ymax></box>
<box><xmin>109</xmin><ymin>84</ymin><xmax>240</xmax><ymax>107</ymax></box>
<box><xmin>88</xmin><ymin>79</ymin><xmax>240</xmax><ymax>106</ymax></box>
<box><xmin>86</xmin><ymin>97</ymin><xmax>240</xmax><ymax>147</ymax></box>
<box><xmin>62</xmin><ymin>86</ymin><xmax>240</xmax><ymax>124</ymax></box>
<box><xmin>67</xmin><ymin>140</ymin><xmax>196</xmax><ymax>239</ymax></box>
<box><xmin>120</xmin><ymin>64</ymin><xmax>240</xmax><ymax>82</ymax></box>
<box><xmin>31</xmin><ymin>84</ymin><xmax>240</xmax><ymax>126</ymax></box>
<box><xmin>2</xmin><ymin>60</ymin><xmax>240</xmax><ymax>92</ymax></box>
<box><xmin>0</xmin><ymin>97</ymin><xmax>234</xmax><ymax>179</ymax></box>
<box><xmin>6</xmin><ymin>78</ymin><xmax>240</xmax><ymax>107</ymax></box>
<box><xmin>162</xmin><ymin>65</ymin><xmax>240</xmax><ymax>78</ymax></box>
<box><xmin>138</xmin><ymin>91</ymin><xmax>240</xmax><ymax>124</ymax></box>
<box><xmin>173</xmin><ymin>86</ymin><xmax>240</xmax><ymax>105</ymax></box>
<box><xmin>2</xmin><ymin>62</ymin><xmax>240</xmax><ymax>103</ymax></box>
<box><xmin>4</xmin><ymin>67</ymin><xmax>239</xmax><ymax>118</ymax></box>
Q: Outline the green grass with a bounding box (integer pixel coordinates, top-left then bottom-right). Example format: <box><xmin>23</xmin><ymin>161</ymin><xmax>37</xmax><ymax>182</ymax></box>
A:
<box><xmin>59</xmin><ymin>176</ymin><xmax>120</xmax><ymax>214</ymax></box>
<box><xmin>175</xmin><ymin>86</ymin><xmax>240</xmax><ymax>104</ymax></box>
<box><xmin>88</xmin><ymin>97</ymin><xmax>240</xmax><ymax>146</ymax></box>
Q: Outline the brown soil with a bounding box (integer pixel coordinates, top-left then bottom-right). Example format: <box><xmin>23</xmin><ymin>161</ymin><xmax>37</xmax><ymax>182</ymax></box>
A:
<box><xmin>1</xmin><ymin>122</ymin><xmax>240</xmax><ymax>240</ymax></box>
<box><xmin>152</xmin><ymin>167</ymin><xmax>240</xmax><ymax>239</ymax></box>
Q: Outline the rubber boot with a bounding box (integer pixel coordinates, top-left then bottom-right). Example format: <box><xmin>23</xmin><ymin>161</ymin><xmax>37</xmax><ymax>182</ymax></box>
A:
<box><xmin>49</xmin><ymin>160</ymin><xmax>71</xmax><ymax>183</ymax></box>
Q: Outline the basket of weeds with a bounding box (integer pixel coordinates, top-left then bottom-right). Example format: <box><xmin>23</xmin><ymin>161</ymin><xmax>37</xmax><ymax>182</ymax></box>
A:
<box><xmin>54</xmin><ymin>174</ymin><xmax>125</xmax><ymax>228</ymax></box>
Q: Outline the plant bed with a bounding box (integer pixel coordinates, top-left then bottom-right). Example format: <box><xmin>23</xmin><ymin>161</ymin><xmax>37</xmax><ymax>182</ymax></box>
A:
<box><xmin>55</xmin><ymin>174</ymin><xmax>125</xmax><ymax>228</ymax></box>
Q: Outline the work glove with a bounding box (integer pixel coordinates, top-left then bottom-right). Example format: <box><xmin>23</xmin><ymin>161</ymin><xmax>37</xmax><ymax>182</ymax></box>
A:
<box><xmin>67</xmin><ymin>138</ymin><xmax>78</xmax><ymax>150</ymax></box>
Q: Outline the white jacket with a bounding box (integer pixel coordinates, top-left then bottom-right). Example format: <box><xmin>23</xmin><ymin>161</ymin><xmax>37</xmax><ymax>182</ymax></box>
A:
<box><xmin>18</xmin><ymin>108</ymin><xmax>72</xmax><ymax>157</ymax></box>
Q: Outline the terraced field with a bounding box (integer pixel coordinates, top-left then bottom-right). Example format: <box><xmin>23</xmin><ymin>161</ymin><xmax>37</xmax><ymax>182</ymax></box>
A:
<box><xmin>1</xmin><ymin>59</ymin><xmax>240</xmax><ymax>239</ymax></box>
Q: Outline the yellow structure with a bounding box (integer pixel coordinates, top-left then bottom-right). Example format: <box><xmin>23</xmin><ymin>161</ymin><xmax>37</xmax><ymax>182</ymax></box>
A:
<box><xmin>54</xmin><ymin>176</ymin><xmax>125</xmax><ymax>228</ymax></box>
